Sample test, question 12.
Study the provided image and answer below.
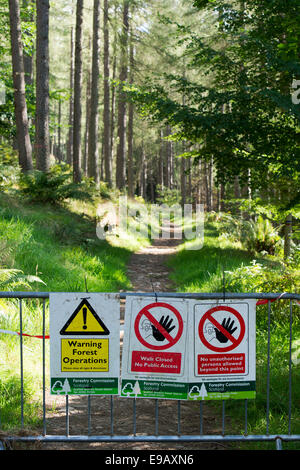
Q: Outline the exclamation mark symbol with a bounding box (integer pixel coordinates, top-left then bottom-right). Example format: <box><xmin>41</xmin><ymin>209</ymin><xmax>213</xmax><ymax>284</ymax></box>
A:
<box><xmin>82</xmin><ymin>307</ymin><xmax>87</xmax><ymax>330</ymax></box>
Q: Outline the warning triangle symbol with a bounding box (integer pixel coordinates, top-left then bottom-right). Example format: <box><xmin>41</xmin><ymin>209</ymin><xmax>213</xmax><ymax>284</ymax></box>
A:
<box><xmin>60</xmin><ymin>298</ymin><xmax>110</xmax><ymax>336</ymax></box>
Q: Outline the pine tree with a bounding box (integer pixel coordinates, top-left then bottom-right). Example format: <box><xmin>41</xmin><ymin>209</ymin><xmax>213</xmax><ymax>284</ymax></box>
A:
<box><xmin>73</xmin><ymin>0</ymin><xmax>84</xmax><ymax>183</ymax></box>
<box><xmin>116</xmin><ymin>0</ymin><xmax>129</xmax><ymax>190</ymax></box>
<box><xmin>8</xmin><ymin>0</ymin><xmax>33</xmax><ymax>172</ymax></box>
<box><xmin>87</xmin><ymin>0</ymin><xmax>100</xmax><ymax>183</ymax></box>
<box><xmin>103</xmin><ymin>0</ymin><xmax>112</xmax><ymax>187</ymax></box>
<box><xmin>35</xmin><ymin>0</ymin><xmax>50</xmax><ymax>172</ymax></box>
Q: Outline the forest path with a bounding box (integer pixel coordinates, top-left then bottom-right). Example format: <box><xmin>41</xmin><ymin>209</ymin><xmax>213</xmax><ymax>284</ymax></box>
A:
<box><xmin>125</xmin><ymin>222</ymin><xmax>182</xmax><ymax>293</ymax></box>
<box><xmin>26</xmin><ymin>225</ymin><xmax>227</xmax><ymax>451</ymax></box>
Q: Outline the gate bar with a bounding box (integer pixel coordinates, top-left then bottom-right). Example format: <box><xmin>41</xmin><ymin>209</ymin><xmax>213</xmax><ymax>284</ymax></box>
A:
<box><xmin>0</xmin><ymin>291</ymin><xmax>299</xmax><ymax>300</ymax></box>
<box><xmin>4</xmin><ymin>433</ymin><xmax>300</xmax><ymax>443</ymax></box>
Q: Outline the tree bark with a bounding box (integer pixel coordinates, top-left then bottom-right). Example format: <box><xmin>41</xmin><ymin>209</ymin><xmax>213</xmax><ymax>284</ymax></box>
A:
<box><xmin>8</xmin><ymin>0</ymin><xmax>33</xmax><ymax>172</ymax></box>
<box><xmin>127</xmin><ymin>27</ymin><xmax>134</xmax><ymax>198</ymax></box>
<box><xmin>110</xmin><ymin>7</ymin><xmax>118</xmax><ymax>170</ymax></box>
<box><xmin>67</xmin><ymin>26</ymin><xmax>74</xmax><ymax>166</ymax></box>
<box><xmin>284</xmin><ymin>213</ymin><xmax>293</xmax><ymax>259</ymax></box>
<box><xmin>164</xmin><ymin>125</ymin><xmax>172</xmax><ymax>189</ymax></box>
<box><xmin>73</xmin><ymin>0</ymin><xmax>84</xmax><ymax>183</ymax></box>
<box><xmin>87</xmin><ymin>0</ymin><xmax>100</xmax><ymax>183</ymax></box>
<box><xmin>57</xmin><ymin>99</ymin><xmax>62</xmax><ymax>162</ymax></box>
<box><xmin>116</xmin><ymin>0</ymin><xmax>129</xmax><ymax>190</ymax></box>
<box><xmin>22</xmin><ymin>0</ymin><xmax>34</xmax><ymax>88</ymax></box>
<box><xmin>204</xmin><ymin>162</ymin><xmax>211</xmax><ymax>211</ymax></box>
<box><xmin>103</xmin><ymin>0</ymin><xmax>112</xmax><ymax>186</ymax></box>
<box><xmin>83</xmin><ymin>67</ymin><xmax>91</xmax><ymax>176</ymax></box>
<box><xmin>35</xmin><ymin>0</ymin><xmax>50</xmax><ymax>172</ymax></box>
<box><xmin>140</xmin><ymin>142</ymin><xmax>146</xmax><ymax>199</ymax></box>
<box><xmin>197</xmin><ymin>159</ymin><xmax>202</xmax><ymax>205</ymax></box>
<box><xmin>159</xmin><ymin>129</ymin><xmax>164</xmax><ymax>188</ymax></box>
<box><xmin>208</xmin><ymin>158</ymin><xmax>213</xmax><ymax>210</ymax></box>
<box><xmin>181</xmin><ymin>153</ymin><xmax>186</xmax><ymax>207</ymax></box>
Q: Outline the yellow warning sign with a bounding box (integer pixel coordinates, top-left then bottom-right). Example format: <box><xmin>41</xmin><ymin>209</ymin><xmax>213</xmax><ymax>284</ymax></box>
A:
<box><xmin>60</xmin><ymin>299</ymin><xmax>110</xmax><ymax>336</ymax></box>
<box><xmin>61</xmin><ymin>338</ymin><xmax>109</xmax><ymax>372</ymax></box>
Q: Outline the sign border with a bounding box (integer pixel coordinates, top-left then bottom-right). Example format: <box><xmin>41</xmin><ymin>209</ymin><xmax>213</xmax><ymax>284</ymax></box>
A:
<box><xmin>134</xmin><ymin>301</ymin><xmax>184</xmax><ymax>351</ymax></box>
<box><xmin>60</xmin><ymin>298</ymin><xmax>110</xmax><ymax>336</ymax></box>
<box><xmin>198</xmin><ymin>305</ymin><xmax>246</xmax><ymax>353</ymax></box>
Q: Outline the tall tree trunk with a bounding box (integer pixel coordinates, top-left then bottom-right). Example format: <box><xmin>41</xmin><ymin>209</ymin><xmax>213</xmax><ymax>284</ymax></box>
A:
<box><xmin>197</xmin><ymin>159</ymin><xmax>202</xmax><ymax>205</ymax></box>
<box><xmin>73</xmin><ymin>0</ymin><xmax>84</xmax><ymax>183</ymax></box>
<box><xmin>284</xmin><ymin>213</ymin><xmax>293</xmax><ymax>259</ymax></box>
<box><xmin>88</xmin><ymin>0</ymin><xmax>100</xmax><ymax>183</ymax></box>
<box><xmin>162</xmin><ymin>129</ymin><xmax>168</xmax><ymax>188</ymax></box>
<box><xmin>159</xmin><ymin>130</ymin><xmax>164</xmax><ymax>188</ymax></box>
<box><xmin>115</xmin><ymin>0</ymin><xmax>129</xmax><ymax>190</ymax></box>
<box><xmin>110</xmin><ymin>7</ymin><xmax>118</xmax><ymax>171</ymax></box>
<box><xmin>22</xmin><ymin>0</ymin><xmax>34</xmax><ymax>88</ymax></box>
<box><xmin>8</xmin><ymin>0</ymin><xmax>33</xmax><ymax>172</ymax></box>
<box><xmin>208</xmin><ymin>158</ymin><xmax>213</xmax><ymax>210</ymax></box>
<box><xmin>83</xmin><ymin>67</ymin><xmax>91</xmax><ymax>176</ymax></box>
<box><xmin>103</xmin><ymin>0</ymin><xmax>112</xmax><ymax>186</ymax></box>
<box><xmin>35</xmin><ymin>0</ymin><xmax>50</xmax><ymax>172</ymax></box>
<box><xmin>57</xmin><ymin>99</ymin><xmax>62</xmax><ymax>162</ymax></box>
<box><xmin>204</xmin><ymin>162</ymin><xmax>211</xmax><ymax>211</ymax></box>
<box><xmin>140</xmin><ymin>142</ymin><xmax>146</xmax><ymax>199</ymax></box>
<box><xmin>234</xmin><ymin>175</ymin><xmax>241</xmax><ymax>198</ymax></box>
<box><xmin>127</xmin><ymin>27</ymin><xmax>134</xmax><ymax>198</ymax></box>
<box><xmin>181</xmin><ymin>153</ymin><xmax>186</xmax><ymax>207</ymax></box>
<box><xmin>110</xmin><ymin>53</ymin><xmax>116</xmax><ymax>171</ymax></box>
<box><xmin>220</xmin><ymin>182</ymin><xmax>225</xmax><ymax>211</ymax></box>
<box><xmin>67</xmin><ymin>26</ymin><xmax>74</xmax><ymax>166</ymax></box>
<box><xmin>169</xmin><ymin>139</ymin><xmax>174</xmax><ymax>189</ymax></box>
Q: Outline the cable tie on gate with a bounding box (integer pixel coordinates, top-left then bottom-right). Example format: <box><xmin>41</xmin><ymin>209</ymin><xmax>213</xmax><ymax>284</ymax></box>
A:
<box><xmin>256</xmin><ymin>292</ymin><xmax>289</xmax><ymax>306</ymax></box>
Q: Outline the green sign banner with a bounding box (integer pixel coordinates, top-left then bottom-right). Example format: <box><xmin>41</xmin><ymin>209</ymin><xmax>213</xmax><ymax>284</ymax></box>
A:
<box><xmin>51</xmin><ymin>377</ymin><xmax>119</xmax><ymax>395</ymax></box>
<box><xmin>121</xmin><ymin>379</ymin><xmax>188</xmax><ymax>400</ymax></box>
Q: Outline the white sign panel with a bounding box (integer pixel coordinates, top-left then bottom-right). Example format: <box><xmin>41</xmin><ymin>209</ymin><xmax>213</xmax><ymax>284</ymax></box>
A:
<box><xmin>50</xmin><ymin>293</ymin><xmax>120</xmax><ymax>395</ymax></box>
<box><xmin>188</xmin><ymin>300</ymin><xmax>256</xmax><ymax>400</ymax></box>
<box><xmin>121</xmin><ymin>296</ymin><xmax>189</xmax><ymax>400</ymax></box>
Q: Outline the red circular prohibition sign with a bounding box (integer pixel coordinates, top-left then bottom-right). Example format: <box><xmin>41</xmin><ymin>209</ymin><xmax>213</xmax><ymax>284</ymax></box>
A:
<box><xmin>198</xmin><ymin>305</ymin><xmax>245</xmax><ymax>353</ymax></box>
<box><xmin>134</xmin><ymin>302</ymin><xmax>184</xmax><ymax>351</ymax></box>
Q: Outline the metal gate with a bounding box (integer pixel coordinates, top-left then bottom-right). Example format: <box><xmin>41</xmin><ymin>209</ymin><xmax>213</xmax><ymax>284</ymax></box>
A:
<box><xmin>0</xmin><ymin>291</ymin><xmax>300</xmax><ymax>450</ymax></box>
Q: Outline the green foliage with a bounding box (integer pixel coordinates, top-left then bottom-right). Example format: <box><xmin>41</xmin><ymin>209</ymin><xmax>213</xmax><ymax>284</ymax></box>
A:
<box><xmin>225</xmin><ymin>259</ymin><xmax>299</xmax><ymax>295</ymax></box>
<box><xmin>99</xmin><ymin>181</ymin><xmax>113</xmax><ymax>200</ymax></box>
<box><xmin>123</xmin><ymin>0</ymin><xmax>300</xmax><ymax>210</ymax></box>
<box><xmin>18</xmin><ymin>164</ymin><xmax>93</xmax><ymax>205</ymax></box>
<box><xmin>242</xmin><ymin>216</ymin><xmax>281</xmax><ymax>255</ymax></box>
<box><xmin>0</xmin><ymin>373</ymin><xmax>42</xmax><ymax>431</ymax></box>
<box><xmin>156</xmin><ymin>185</ymin><xmax>181</xmax><ymax>206</ymax></box>
<box><xmin>219</xmin><ymin>213</ymin><xmax>282</xmax><ymax>255</ymax></box>
<box><xmin>0</xmin><ymin>143</ymin><xmax>20</xmax><ymax>188</ymax></box>
<box><xmin>0</xmin><ymin>268</ymin><xmax>45</xmax><ymax>291</ymax></box>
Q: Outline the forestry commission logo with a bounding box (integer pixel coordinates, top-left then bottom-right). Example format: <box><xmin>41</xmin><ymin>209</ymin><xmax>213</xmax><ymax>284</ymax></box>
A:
<box><xmin>96</xmin><ymin>196</ymin><xmax>204</xmax><ymax>250</ymax></box>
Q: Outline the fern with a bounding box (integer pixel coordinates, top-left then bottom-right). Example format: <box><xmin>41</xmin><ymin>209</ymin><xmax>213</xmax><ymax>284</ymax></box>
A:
<box><xmin>241</xmin><ymin>216</ymin><xmax>281</xmax><ymax>255</ymax></box>
<box><xmin>0</xmin><ymin>268</ymin><xmax>45</xmax><ymax>291</ymax></box>
<box><xmin>19</xmin><ymin>165</ymin><xmax>93</xmax><ymax>205</ymax></box>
